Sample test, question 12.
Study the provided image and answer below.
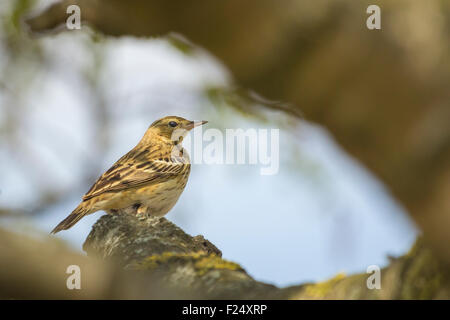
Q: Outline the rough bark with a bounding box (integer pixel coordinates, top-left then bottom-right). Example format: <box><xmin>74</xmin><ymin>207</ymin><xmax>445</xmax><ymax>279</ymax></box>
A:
<box><xmin>82</xmin><ymin>213</ymin><xmax>285</xmax><ymax>299</ymax></box>
<box><xmin>2</xmin><ymin>210</ymin><xmax>450</xmax><ymax>299</ymax></box>
<box><xmin>81</xmin><ymin>212</ymin><xmax>450</xmax><ymax>299</ymax></box>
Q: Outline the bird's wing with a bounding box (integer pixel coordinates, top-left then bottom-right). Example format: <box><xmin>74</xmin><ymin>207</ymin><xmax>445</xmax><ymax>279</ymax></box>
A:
<box><xmin>82</xmin><ymin>147</ymin><xmax>189</xmax><ymax>201</ymax></box>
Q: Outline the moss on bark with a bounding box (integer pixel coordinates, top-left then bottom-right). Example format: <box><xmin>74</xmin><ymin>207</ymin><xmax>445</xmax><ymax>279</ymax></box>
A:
<box><xmin>80</xmin><ymin>211</ymin><xmax>450</xmax><ymax>299</ymax></box>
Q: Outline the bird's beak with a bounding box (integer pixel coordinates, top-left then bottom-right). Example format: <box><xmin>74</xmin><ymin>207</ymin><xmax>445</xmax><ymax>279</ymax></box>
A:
<box><xmin>184</xmin><ymin>120</ymin><xmax>208</xmax><ymax>130</ymax></box>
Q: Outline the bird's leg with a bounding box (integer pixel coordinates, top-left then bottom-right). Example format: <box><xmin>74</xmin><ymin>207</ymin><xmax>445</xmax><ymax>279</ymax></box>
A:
<box><xmin>134</xmin><ymin>203</ymin><xmax>151</xmax><ymax>220</ymax></box>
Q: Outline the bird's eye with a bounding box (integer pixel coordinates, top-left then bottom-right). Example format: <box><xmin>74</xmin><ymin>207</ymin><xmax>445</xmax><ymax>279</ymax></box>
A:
<box><xmin>168</xmin><ymin>121</ymin><xmax>178</xmax><ymax>127</ymax></box>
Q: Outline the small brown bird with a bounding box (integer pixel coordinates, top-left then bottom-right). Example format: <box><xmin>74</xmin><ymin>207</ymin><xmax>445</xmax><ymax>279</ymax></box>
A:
<box><xmin>51</xmin><ymin>116</ymin><xmax>207</xmax><ymax>234</ymax></box>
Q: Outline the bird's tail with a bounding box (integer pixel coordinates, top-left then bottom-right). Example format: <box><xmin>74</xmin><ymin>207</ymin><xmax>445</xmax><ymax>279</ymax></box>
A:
<box><xmin>51</xmin><ymin>203</ymin><xmax>90</xmax><ymax>234</ymax></box>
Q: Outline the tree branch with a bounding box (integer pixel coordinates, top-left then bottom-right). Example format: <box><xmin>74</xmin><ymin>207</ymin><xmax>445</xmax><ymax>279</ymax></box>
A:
<box><xmin>2</xmin><ymin>210</ymin><xmax>450</xmax><ymax>299</ymax></box>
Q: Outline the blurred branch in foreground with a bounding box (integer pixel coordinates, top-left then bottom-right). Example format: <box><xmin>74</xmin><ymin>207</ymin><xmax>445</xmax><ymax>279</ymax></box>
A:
<box><xmin>0</xmin><ymin>207</ymin><xmax>26</xmax><ymax>217</ymax></box>
<box><xmin>2</xmin><ymin>212</ymin><xmax>450</xmax><ymax>299</ymax></box>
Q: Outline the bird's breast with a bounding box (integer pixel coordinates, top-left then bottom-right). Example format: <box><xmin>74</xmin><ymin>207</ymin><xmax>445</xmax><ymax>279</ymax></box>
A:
<box><xmin>138</xmin><ymin>168</ymin><xmax>190</xmax><ymax>216</ymax></box>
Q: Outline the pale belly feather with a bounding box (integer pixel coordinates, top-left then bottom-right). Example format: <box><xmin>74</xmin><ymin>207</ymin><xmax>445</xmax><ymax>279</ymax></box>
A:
<box><xmin>138</xmin><ymin>176</ymin><xmax>188</xmax><ymax>216</ymax></box>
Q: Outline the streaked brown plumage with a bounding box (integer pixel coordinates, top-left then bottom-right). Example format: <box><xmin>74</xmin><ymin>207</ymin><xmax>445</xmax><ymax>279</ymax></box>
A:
<box><xmin>51</xmin><ymin>116</ymin><xmax>207</xmax><ymax>234</ymax></box>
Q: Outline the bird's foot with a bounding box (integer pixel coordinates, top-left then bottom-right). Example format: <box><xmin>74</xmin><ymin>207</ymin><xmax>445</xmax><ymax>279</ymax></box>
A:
<box><xmin>135</xmin><ymin>204</ymin><xmax>151</xmax><ymax>220</ymax></box>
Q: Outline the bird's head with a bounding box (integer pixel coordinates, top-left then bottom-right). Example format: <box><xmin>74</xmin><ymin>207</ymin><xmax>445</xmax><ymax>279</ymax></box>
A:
<box><xmin>148</xmin><ymin>116</ymin><xmax>207</xmax><ymax>142</ymax></box>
